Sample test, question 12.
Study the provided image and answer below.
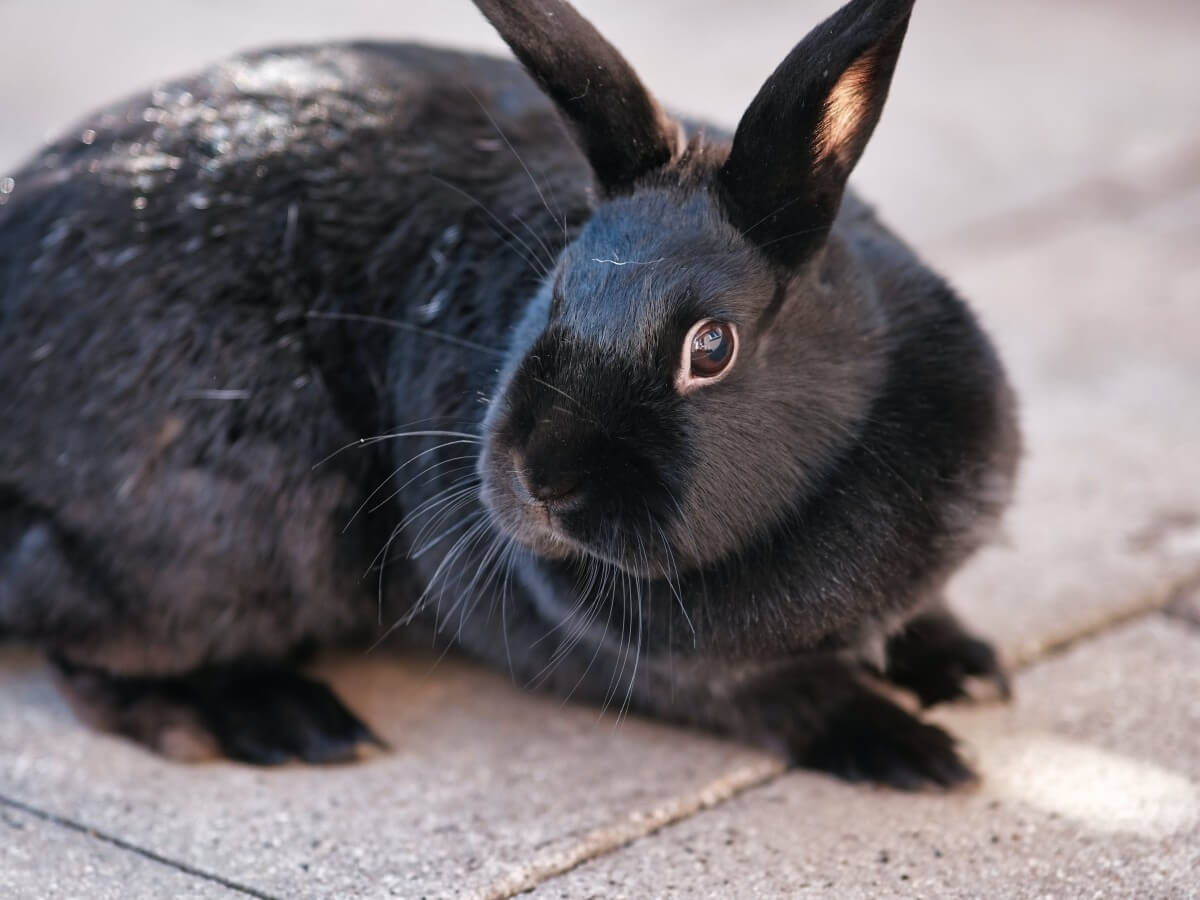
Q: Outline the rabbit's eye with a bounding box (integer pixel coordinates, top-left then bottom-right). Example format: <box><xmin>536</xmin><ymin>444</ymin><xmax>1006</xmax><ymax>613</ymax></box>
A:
<box><xmin>677</xmin><ymin>320</ymin><xmax>738</xmax><ymax>393</ymax></box>
<box><xmin>690</xmin><ymin>322</ymin><xmax>734</xmax><ymax>376</ymax></box>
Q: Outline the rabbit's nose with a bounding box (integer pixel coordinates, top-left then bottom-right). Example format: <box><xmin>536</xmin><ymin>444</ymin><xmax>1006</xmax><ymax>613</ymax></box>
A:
<box><xmin>511</xmin><ymin>450</ymin><xmax>582</xmax><ymax>507</ymax></box>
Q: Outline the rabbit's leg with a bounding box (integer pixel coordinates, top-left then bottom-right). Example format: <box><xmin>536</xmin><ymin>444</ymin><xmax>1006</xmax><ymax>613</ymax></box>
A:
<box><xmin>470</xmin><ymin>603</ymin><xmax>974</xmax><ymax>789</ymax></box>
<box><xmin>615</xmin><ymin>652</ymin><xmax>972</xmax><ymax>789</ymax></box>
<box><xmin>51</xmin><ymin>656</ymin><xmax>382</xmax><ymax>764</ymax></box>
<box><xmin>884</xmin><ymin>603</ymin><xmax>1010</xmax><ymax>707</ymax></box>
<box><xmin>2</xmin><ymin>495</ymin><xmax>383</xmax><ymax>765</ymax></box>
<box><xmin>693</xmin><ymin>654</ymin><xmax>975</xmax><ymax>790</ymax></box>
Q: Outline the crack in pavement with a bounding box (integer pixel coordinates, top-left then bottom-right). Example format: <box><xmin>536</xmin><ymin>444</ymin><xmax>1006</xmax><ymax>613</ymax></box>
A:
<box><xmin>0</xmin><ymin>794</ymin><xmax>281</xmax><ymax>900</ymax></box>
<box><xmin>1005</xmin><ymin>567</ymin><xmax>1200</xmax><ymax>671</ymax></box>
<box><xmin>476</xmin><ymin>756</ymin><xmax>785</xmax><ymax>900</ymax></box>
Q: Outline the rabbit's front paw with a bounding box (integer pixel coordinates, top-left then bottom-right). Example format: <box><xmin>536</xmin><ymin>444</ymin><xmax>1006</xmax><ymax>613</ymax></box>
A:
<box><xmin>733</xmin><ymin>662</ymin><xmax>975</xmax><ymax>790</ymax></box>
<box><xmin>885</xmin><ymin>608</ymin><xmax>1010</xmax><ymax>708</ymax></box>
<box><xmin>797</xmin><ymin>690</ymin><xmax>975</xmax><ymax>790</ymax></box>
<box><xmin>53</xmin><ymin>657</ymin><xmax>384</xmax><ymax>765</ymax></box>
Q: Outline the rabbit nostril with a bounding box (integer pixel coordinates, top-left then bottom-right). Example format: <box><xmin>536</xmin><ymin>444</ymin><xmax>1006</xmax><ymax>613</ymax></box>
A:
<box><xmin>510</xmin><ymin>450</ymin><xmax>581</xmax><ymax>507</ymax></box>
<box><xmin>530</xmin><ymin>474</ymin><xmax>580</xmax><ymax>504</ymax></box>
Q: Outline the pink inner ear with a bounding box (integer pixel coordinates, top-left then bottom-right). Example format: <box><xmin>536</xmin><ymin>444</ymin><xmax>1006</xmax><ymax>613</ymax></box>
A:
<box><xmin>814</xmin><ymin>47</ymin><xmax>880</xmax><ymax>170</ymax></box>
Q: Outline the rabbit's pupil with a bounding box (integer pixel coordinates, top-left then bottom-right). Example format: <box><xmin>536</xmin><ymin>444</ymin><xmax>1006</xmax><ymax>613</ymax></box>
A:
<box><xmin>689</xmin><ymin>322</ymin><xmax>734</xmax><ymax>378</ymax></box>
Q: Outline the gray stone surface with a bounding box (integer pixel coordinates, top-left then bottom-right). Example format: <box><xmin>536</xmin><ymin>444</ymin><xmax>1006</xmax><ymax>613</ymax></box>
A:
<box><xmin>530</xmin><ymin>617</ymin><xmax>1200</xmax><ymax>898</ymax></box>
<box><xmin>0</xmin><ymin>650</ymin><xmax>778</xmax><ymax>900</ymax></box>
<box><xmin>0</xmin><ymin>800</ymin><xmax>242</xmax><ymax>900</ymax></box>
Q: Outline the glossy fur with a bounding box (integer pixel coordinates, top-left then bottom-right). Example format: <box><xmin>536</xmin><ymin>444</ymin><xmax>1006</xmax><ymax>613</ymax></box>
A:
<box><xmin>0</xmin><ymin>0</ymin><xmax>1019</xmax><ymax>787</ymax></box>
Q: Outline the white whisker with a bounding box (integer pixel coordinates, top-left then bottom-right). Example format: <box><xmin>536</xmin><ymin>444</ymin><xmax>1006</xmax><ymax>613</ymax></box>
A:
<box><xmin>313</xmin><ymin>429</ymin><xmax>480</xmax><ymax>470</ymax></box>
<box><xmin>462</xmin><ymin>83</ymin><xmax>568</xmax><ymax>246</ymax></box>
<box><xmin>423</xmin><ymin>173</ymin><xmax>552</xmax><ymax>279</ymax></box>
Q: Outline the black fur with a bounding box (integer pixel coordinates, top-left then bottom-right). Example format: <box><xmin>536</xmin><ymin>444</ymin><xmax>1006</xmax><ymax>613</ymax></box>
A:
<box><xmin>885</xmin><ymin>607</ymin><xmax>1011</xmax><ymax>706</ymax></box>
<box><xmin>720</xmin><ymin>0</ymin><xmax>914</xmax><ymax>267</ymax></box>
<box><xmin>53</xmin><ymin>655</ymin><xmax>382</xmax><ymax>764</ymax></box>
<box><xmin>0</xmin><ymin>0</ymin><xmax>1019</xmax><ymax>786</ymax></box>
<box><xmin>471</xmin><ymin>0</ymin><xmax>681</xmax><ymax>195</ymax></box>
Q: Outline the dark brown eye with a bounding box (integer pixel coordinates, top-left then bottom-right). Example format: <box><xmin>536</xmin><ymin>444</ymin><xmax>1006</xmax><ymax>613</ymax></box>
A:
<box><xmin>676</xmin><ymin>319</ymin><xmax>738</xmax><ymax>393</ymax></box>
<box><xmin>689</xmin><ymin>321</ymin><xmax>735</xmax><ymax>377</ymax></box>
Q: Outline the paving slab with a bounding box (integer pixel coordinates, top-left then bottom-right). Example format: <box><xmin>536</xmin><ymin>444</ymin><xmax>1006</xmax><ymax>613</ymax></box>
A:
<box><xmin>0</xmin><ymin>799</ymin><xmax>243</xmax><ymax>900</ymax></box>
<box><xmin>0</xmin><ymin>648</ymin><xmax>778</xmax><ymax>900</ymax></box>
<box><xmin>938</xmin><ymin>184</ymin><xmax>1200</xmax><ymax>663</ymax></box>
<box><xmin>529</xmin><ymin>616</ymin><xmax>1200</xmax><ymax>899</ymax></box>
<box><xmin>2</xmin><ymin>0</ymin><xmax>1198</xmax><ymax>244</ymax></box>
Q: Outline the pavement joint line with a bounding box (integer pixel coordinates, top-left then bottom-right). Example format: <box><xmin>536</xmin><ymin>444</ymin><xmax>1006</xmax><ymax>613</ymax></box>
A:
<box><xmin>928</xmin><ymin>137</ymin><xmax>1200</xmax><ymax>258</ymax></box>
<box><xmin>476</xmin><ymin>756</ymin><xmax>786</xmax><ymax>900</ymax></box>
<box><xmin>0</xmin><ymin>793</ymin><xmax>281</xmax><ymax>900</ymax></box>
<box><xmin>1003</xmin><ymin>567</ymin><xmax>1200</xmax><ymax>671</ymax></box>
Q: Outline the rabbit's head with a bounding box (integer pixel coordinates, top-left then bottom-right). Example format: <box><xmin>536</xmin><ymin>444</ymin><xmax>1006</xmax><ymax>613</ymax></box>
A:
<box><xmin>476</xmin><ymin>0</ymin><xmax>915</xmax><ymax>577</ymax></box>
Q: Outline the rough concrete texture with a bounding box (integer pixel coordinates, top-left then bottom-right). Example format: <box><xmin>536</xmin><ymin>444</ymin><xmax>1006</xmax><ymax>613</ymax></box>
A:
<box><xmin>0</xmin><ymin>0</ymin><xmax>1198</xmax><ymax>898</ymax></box>
<box><xmin>530</xmin><ymin>617</ymin><xmax>1200</xmax><ymax>898</ymax></box>
<box><xmin>0</xmin><ymin>649</ymin><xmax>778</xmax><ymax>899</ymax></box>
<box><xmin>0</xmin><ymin>800</ymin><xmax>242</xmax><ymax>900</ymax></box>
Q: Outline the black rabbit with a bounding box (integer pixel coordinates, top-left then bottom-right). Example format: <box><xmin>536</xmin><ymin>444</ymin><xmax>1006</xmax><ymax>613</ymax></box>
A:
<box><xmin>0</xmin><ymin>0</ymin><xmax>1019</xmax><ymax>786</ymax></box>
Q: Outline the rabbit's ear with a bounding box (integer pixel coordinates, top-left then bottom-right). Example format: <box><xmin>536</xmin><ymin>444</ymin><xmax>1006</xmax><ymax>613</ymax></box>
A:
<box><xmin>719</xmin><ymin>0</ymin><xmax>914</xmax><ymax>267</ymax></box>
<box><xmin>472</xmin><ymin>0</ymin><xmax>680</xmax><ymax>194</ymax></box>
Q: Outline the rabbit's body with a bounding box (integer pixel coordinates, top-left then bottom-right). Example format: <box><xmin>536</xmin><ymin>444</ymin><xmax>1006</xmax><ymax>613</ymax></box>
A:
<box><xmin>0</xmin><ymin>43</ymin><xmax>580</xmax><ymax>673</ymax></box>
<box><xmin>1</xmin><ymin>0</ymin><xmax>1020</xmax><ymax>784</ymax></box>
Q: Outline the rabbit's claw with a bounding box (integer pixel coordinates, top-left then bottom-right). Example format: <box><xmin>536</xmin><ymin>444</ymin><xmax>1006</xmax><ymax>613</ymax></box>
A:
<box><xmin>885</xmin><ymin>609</ymin><xmax>1011</xmax><ymax>708</ymax></box>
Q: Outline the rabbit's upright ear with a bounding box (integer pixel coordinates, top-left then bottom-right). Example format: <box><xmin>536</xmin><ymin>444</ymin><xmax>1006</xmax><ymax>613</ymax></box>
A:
<box><xmin>472</xmin><ymin>0</ymin><xmax>680</xmax><ymax>195</ymax></box>
<box><xmin>719</xmin><ymin>0</ymin><xmax>915</xmax><ymax>268</ymax></box>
